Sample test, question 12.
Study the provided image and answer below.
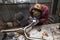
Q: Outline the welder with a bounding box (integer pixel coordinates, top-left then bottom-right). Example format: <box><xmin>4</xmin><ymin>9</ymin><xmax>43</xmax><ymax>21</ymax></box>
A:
<box><xmin>15</xmin><ymin>4</ymin><xmax>49</xmax><ymax>27</ymax></box>
<box><xmin>29</xmin><ymin>4</ymin><xmax>49</xmax><ymax>25</ymax></box>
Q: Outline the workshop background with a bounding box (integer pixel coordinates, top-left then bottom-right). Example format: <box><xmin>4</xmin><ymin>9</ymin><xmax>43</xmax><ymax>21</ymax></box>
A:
<box><xmin>0</xmin><ymin>0</ymin><xmax>60</xmax><ymax>40</ymax></box>
<box><xmin>0</xmin><ymin>0</ymin><xmax>59</xmax><ymax>24</ymax></box>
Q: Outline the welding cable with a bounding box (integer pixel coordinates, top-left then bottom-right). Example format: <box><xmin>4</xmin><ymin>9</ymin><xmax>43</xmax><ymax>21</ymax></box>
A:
<box><xmin>24</xmin><ymin>22</ymin><xmax>42</xmax><ymax>40</ymax></box>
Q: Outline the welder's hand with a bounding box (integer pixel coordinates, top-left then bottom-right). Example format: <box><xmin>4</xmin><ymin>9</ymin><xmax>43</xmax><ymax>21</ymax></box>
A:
<box><xmin>28</xmin><ymin>16</ymin><xmax>33</xmax><ymax>23</ymax></box>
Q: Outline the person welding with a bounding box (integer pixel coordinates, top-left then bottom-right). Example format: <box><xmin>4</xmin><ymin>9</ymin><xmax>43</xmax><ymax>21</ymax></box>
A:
<box><xmin>15</xmin><ymin>4</ymin><xmax>49</xmax><ymax>27</ymax></box>
<box><xmin>29</xmin><ymin>4</ymin><xmax>49</xmax><ymax>25</ymax></box>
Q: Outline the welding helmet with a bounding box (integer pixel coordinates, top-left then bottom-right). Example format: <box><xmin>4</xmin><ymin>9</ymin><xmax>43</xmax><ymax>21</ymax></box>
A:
<box><xmin>29</xmin><ymin>4</ymin><xmax>43</xmax><ymax>19</ymax></box>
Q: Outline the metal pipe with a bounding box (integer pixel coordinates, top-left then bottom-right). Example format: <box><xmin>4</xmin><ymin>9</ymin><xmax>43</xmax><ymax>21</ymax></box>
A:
<box><xmin>24</xmin><ymin>22</ymin><xmax>42</xmax><ymax>39</ymax></box>
<box><xmin>0</xmin><ymin>28</ymin><xmax>23</xmax><ymax>32</ymax></box>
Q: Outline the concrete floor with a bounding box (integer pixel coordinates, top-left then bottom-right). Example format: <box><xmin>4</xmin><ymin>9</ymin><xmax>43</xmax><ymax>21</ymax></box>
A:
<box><xmin>0</xmin><ymin>23</ymin><xmax>60</xmax><ymax>40</ymax></box>
<box><xmin>28</xmin><ymin>23</ymin><xmax>60</xmax><ymax>40</ymax></box>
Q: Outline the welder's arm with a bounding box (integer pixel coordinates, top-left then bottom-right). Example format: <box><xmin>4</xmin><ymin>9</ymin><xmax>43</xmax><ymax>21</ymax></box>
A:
<box><xmin>39</xmin><ymin>10</ymin><xmax>48</xmax><ymax>23</ymax></box>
